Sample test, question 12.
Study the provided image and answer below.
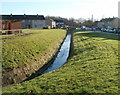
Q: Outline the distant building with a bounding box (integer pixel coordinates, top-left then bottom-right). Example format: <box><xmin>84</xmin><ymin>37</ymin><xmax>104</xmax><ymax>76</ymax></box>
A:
<box><xmin>45</xmin><ymin>18</ymin><xmax>56</xmax><ymax>28</ymax></box>
<box><xmin>97</xmin><ymin>17</ymin><xmax>120</xmax><ymax>29</ymax></box>
<box><xmin>54</xmin><ymin>19</ymin><xmax>64</xmax><ymax>28</ymax></box>
<box><xmin>112</xmin><ymin>18</ymin><xmax>120</xmax><ymax>28</ymax></box>
<box><xmin>21</xmin><ymin>14</ymin><xmax>45</xmax><ymax>29</ymax></box>
<box><xmin>0</xmin><ymin>14</ymin><xmax>45</xmax><ymax>30</ymax></box>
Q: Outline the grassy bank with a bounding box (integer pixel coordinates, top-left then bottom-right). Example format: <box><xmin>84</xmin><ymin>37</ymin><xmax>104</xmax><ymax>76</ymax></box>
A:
<box><xmin>1</xmin><ymin>29</ymin><xmax>41</xmax><ymax>39</ymax></box>
<box><xmin>2</xmin><ymin>29</ymin><xmax>66</xmax><ymax>72</ymax></box>
<box><xmin>3</xmin><ymin>31</ymin><xmax>119</xmax><ymax>93</ymax></box>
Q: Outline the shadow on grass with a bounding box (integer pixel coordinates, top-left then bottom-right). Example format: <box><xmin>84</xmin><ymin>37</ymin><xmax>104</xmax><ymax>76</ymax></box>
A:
<box><xmin>74</xmin><ymin>32</ymin><xmax>120</xmax><ymax>41</ymax></box>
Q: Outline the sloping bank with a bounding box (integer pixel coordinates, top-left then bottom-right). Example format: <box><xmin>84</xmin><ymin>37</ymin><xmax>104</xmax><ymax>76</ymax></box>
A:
<box><xmin>2</xmin><ymin>29</ymin><xmax>66</xmax><ymax>87</ymax></box>
<box><xmin>3</xmin><ymin>31</ymin><xmax>119</xmax><ymax>94</ymax></box>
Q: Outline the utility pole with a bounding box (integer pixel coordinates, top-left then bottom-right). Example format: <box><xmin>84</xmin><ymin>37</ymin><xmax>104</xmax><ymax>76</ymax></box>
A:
<box><xmin>91</xmin><ymin>15</ymin><xmax>93</xmax><ymax>22</ymax></box>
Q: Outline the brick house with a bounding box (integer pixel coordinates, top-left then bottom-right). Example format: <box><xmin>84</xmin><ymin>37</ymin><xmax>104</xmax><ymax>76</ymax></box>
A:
<box><xmin>0</xmin><ymin>19</ymin><xmax>22</xmax><ymax>34</ymax></box>
<box><xmin>0</xmin><ymin>20</ymin><xmax>2</xmax><ymax>30</ymax></box>
<box><xmin>0</xmin><ymin>14</ymin><xmax>45</xmax><ymax>30</ymax></box>
<box><xmin>0</xmin><ymin>20</ymin><xmax>22</xmax><ymax>30</ymax></box>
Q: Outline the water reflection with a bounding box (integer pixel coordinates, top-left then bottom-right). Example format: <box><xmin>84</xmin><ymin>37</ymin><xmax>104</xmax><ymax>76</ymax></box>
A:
<box><xmin>43</xmin><ymin>34</ymin><xmax>71</xmax><ymax>74</ymax></box>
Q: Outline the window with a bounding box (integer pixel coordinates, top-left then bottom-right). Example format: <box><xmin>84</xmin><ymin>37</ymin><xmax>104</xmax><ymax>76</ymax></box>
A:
<box><xmin>22</xmin><ymin>20</ymin><xmax>25</xmax><ymax>22</ymax></box>
<box><xmin>35</xmin><ymin>25</ymin><xmax>37</xmax><ymax>28</ymax></box>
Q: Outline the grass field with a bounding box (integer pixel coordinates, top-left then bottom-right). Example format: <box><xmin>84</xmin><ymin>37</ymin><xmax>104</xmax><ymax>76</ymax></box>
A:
<box><xmin>2</xmin><ymin>29</ymin><xmax>66</xmax><ymax>72</ymax></box>
<box><xmin>1</xmin><ymin>29</ymin><xmax>39</xmax><ymax>39</ymax></box>
<box><xmin>3</xmin><ymin>31</ymin><xmax>119</xmax><ymax>94</ymax></box>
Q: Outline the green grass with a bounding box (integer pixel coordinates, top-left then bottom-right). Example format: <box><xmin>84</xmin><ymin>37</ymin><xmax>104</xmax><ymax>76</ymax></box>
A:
<box><xmin>2</xmin><ymin>34</ymin><xmax>28</xmax><ymax>39</ymax></box>
<box><xmin>3</xmin><ymin>31</ymin><xmax>119</xmax><ymax>94</ymax></box>
<box><xmin>2</xmin><ymin>29</ymin><xmax>66</xmax><ymax>72</ymax></box>
<box><xmin>1</xmin><ymin>29</ymin><xmax>39</xmax><ymax>39</ymax></box>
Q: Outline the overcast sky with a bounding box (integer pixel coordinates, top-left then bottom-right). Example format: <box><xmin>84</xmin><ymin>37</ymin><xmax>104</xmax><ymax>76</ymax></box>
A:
<box><xmin>0</xmin><ymin>0</ymin><xmax>119</xmax><ymax>20</ymax></box>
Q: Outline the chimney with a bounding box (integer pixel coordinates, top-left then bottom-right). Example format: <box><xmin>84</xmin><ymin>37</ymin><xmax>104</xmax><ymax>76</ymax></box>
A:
<box><xmin>10</xmin><ymin>13</ymin><xmax>12</xmax><ymax>17</ymax></box>
<box><xmin>37</xmin><ymin>14</ymin><xmax>38</xmax><ymax>17</ymax></box>
<box><xmin>24</xmin><ymin>14</ymin><xmax>26</xmax><ymax>17</ymax></box>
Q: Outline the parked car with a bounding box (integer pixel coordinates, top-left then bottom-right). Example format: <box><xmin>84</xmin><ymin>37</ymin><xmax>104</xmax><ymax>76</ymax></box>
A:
<box><xmin>116</xmin><ymin>29</ymin><xmax>120</xmax><ymax>34</ymax></box>
<box><xmin>101</xmin><ymin>28</ymin><xmax>106</xmax><ymax>31</ymax></box>
<box><xmin>107</xmin><ymin>29</ymin><xmax>113</xmax><ymax>33</ymax></box>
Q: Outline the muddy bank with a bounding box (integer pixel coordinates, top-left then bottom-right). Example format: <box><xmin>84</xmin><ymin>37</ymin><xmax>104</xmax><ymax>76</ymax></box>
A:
<box><xmin>2</xmin><ymin>34</ymin><xmax>66</xmax><ymax>87</ymax></box>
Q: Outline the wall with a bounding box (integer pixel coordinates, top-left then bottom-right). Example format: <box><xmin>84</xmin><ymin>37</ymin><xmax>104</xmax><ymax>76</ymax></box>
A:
<box><xmin>0</xmin><ymin>23</ymin><xmax>2</xmax><ymax>30</ymax></box>
<box><xmin>22</xmin><ymin>20</ymin><xmax>45</xmax><ymax>29</ymax></box>
<box><xmin>22</xmin><ymin>20</ymin><xmax>32</xmax><ymax>29</ymax></box>
<box><xmin>51</xmin><ymin>20</ymin><xmax>56</xmax><ymax>28</ymax></box>
<box><xmin>0</xmin><ymin>20</ymin><xmax>22</xmax><ymax>30</ymax></box>
<box><xmin>32</xmin><ymin>20</ymin><xmax>45</xmax><ymax>29</ymax></box>
<box><xmin>112</xmin><ymin>18</ymin><xmax>119</xmax><ymax>28</ymax></box>
<box><xmin>97</xmin><ymin>22</ymin><xmax>104</xmax><ymax>28</ymax></box>
<box><xmin>45</xmin><ymin>19</ymin><xmax>56</xmax><ymax>28</ymax></box>
<box><xmin>45</xmin><ymin>19</ymin><xmax>52</xmax><ymax>27</ymax></box>
<box><xmin>11</xmin><ymin>21</ymin><xmax>22</xmax><ymax>30</ymax></box>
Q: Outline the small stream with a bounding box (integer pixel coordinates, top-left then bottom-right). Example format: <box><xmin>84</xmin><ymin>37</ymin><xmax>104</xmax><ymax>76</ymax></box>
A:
<box><xmin>3</xmin><ymin>33</ymin><xmax>72</xmax><ymax>87</ymax></box>
<box><xmin>21</xmin><ymin>33</ymin><xmax>71</xmax><ymax>83</ymax></box>
<box><xmin>42</xmin><ymin>33</ymin><xmax>71</xmax><ymax>74</ymax></box>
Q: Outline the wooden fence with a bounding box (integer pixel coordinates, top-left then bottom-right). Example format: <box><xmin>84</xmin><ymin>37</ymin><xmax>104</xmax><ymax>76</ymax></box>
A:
<box><xmin>0</xmin><ymin>29</ymin><xmax>22</xmax><ymax>35</ymax></box>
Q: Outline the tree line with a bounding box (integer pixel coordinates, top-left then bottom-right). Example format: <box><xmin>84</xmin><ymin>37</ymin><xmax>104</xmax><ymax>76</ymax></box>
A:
<box><xmin>46</xmin><ymin>16</ymin><xmax>95</xmax><ymax>27</ymax></box>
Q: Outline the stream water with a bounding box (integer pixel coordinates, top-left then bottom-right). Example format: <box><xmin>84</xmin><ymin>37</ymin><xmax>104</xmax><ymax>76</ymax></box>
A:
<box><xmin>42</xmin><ymin>33</ymin><xmax>71</xmax><ymax>74</ymax></box>
<box><xmin>21</xmin><ymin>33</ymin><xmax>71</xmax><ymax>82</ymax></box>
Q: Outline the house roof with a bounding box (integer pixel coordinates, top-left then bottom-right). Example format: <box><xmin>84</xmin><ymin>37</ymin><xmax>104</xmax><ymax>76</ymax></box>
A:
<box><xmin>0</xmin><ymin>15</ymin><xmax>45</xmax><ymax>20</ymax></box>
<box><xmin>100</xmin><ymin>17</ymin><xmax>117</xmax><ymax>22</ymax></box>
<box><xmin>54</xmin><ymin>19</ymin><xmax>64</xmax><ymax>23</ymax></box>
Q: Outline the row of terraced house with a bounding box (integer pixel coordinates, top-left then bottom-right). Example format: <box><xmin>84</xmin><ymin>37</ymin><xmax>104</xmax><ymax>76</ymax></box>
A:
<box><xmin>96</xmin><ymin>17</ymin><xmax>120</xmax><ymax>29</ymax></box>
<box><xmin>0</xmin><ymin>14</ymin><xmax>64</xmax><ymax>34</ymax></box>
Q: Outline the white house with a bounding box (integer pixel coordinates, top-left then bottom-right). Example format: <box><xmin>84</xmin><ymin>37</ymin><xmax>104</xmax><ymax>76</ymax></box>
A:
<box><xmin>97</xmin><ymin>17</ymin><xmax>120</xmax><ymax>29</ymax></box>
<box><xmin>21</xmin><ymin>14</ymin><xmax>45</xmax><ymax>29</ymax></box>
<box><xmin>45</xmin><ymin>18</ymin><xmax>56</xmax><ymax>28</ymax></box>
